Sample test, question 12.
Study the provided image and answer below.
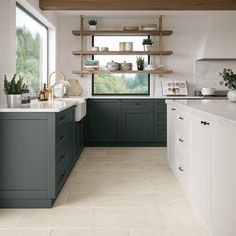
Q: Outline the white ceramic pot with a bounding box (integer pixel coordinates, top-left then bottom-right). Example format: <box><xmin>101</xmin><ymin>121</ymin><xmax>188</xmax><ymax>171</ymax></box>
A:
<box><xmin>125</xmin><ymin>42</ymin><xmax>133</xmax><ymax>51</ymax></box>
<box><xmin>227</xmin><ymin>89</ymin><xmax>236</xmax><ymax>102</ymax></box>
<box><xmin>6</xmin><ymin>94</ymin><xmax>22</xmax><ymax>108</ymax></box>
<box><xmin>143</xmin><ymin>45</ymin><xmax>152</xmax><ymax>51</ymax></box>
<box><xmin>201</xmin><ymin>87</ymin><xmax>215</xmax><ymax>96</ymax></box>
<box><xmin>89</xmin><ymin>25</ymin><xmax>97</xmax><ymax>30</ymax></box>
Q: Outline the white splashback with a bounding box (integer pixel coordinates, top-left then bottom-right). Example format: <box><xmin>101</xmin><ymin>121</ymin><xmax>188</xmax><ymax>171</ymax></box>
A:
<box><xmin>194</xmin><ymin>60</ymin><xmax>236</xmax><ymax>90</ymax></box>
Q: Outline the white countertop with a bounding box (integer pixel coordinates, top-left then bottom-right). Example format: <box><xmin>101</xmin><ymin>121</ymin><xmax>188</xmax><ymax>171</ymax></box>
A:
<box><xmin>166</xmin><ymin>99</ymin><xmax>236</xmax><ymax>127</ymax></box>
<box><xmin>0</xmin><ymin>98</ymin><xmax>85</xmax><ymax>112</ymax></box>
<box><xmin>89</xmin><ymin>96</ymin><xmax>203</xmax><ymax>99</ymax></box>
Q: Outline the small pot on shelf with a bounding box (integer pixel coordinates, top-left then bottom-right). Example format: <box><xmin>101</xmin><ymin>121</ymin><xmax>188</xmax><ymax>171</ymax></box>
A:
<box><xmin>143</xmin><ymin>44</ymin><xmax>152</xmax><ymax>51</ymax></box>
<box><xmin>137</xmin><ymin>64</ymin><xmax>144</xmax><ymax>71</ymax></box>
<box><xmin>89</xmin><ymin>25</ymin><xmax>97</xmax><ymax>30</ymax></box>
<box><xmin>227</xmin><ymin>89</ymin><xmax>236</xmax><ymax>102</ymax></box>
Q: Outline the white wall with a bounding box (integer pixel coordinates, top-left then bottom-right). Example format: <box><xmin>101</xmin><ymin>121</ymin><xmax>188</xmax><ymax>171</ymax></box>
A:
<box><xmin>57</xmin><ymin>12</ymin><xmax>236</xmax><ymax>96</ymax></box>
<box><xmin>0</xmin><ymin>0</ymin><xmax>58</xmax><ymax>106</ymax></box>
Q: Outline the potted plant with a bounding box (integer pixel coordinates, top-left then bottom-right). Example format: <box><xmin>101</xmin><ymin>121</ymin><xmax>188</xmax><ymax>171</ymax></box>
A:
<box><xmin>219</xmin><ymin>68</ymin><xmax>236</xmax><ymax>102</ymax></box>
<box><xmin>3</xmin><ymin>74</ymin><xmax>26</xmax><ymax>108</ymax></box>
<box><xmin>136</xmin><ymin>56</ymin><xmax>145</xmax><ymax>70</ymax></box>
<box><xmin>88</xmin><ymin>19</ymin><xmax>97</xmax><ymax>30</ymax></box>
<box><xmin>142</xmin><ymin>38</ymin><xmax>153</xmax><ymax>51</ymax></box>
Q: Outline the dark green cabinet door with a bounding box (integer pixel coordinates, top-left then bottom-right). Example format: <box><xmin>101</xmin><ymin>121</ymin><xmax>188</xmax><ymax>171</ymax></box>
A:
<box><xmin>87</xmin><ymin>99</ymin><xmax>122</xmax><ymax>142</ymax></box>
<box><xmin>122</xmin><ymin>110</ymin><xmax>154</xmax><ymax>142</ymax></box>
<box><xmin>74</xmin><ymin>118</ymin><xmax>85</xmax><ymax>159</ymax></box>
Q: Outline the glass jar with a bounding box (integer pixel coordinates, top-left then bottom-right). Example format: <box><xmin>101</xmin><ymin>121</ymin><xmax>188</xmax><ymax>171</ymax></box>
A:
<box><xmin>21</xmin><ymin>88</ymin><xmax>31</xmax><ymax>106</ymax></box>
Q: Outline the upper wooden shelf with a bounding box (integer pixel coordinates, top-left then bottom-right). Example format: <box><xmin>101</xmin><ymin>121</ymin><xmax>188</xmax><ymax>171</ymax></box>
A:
<box><xmin>72</xmin><ymin>50</ymin><xmax>173</xmax><ymax>56</ymax></box>
<box><xmin>72</xmin><ymin>70</ymin><xmax>173</xmax><ymax>75</ymax></box>
<box><xmin>72</xmin><ymin>30</ymin><xmax>173</xmax><ymax>36</ymax></box>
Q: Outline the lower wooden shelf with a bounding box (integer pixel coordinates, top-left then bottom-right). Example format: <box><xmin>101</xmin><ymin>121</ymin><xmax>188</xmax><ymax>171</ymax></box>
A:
<box><xmin>72</xmin><ymin>70</ymin><xmax>173</xmax><ymax>75</ymax></box>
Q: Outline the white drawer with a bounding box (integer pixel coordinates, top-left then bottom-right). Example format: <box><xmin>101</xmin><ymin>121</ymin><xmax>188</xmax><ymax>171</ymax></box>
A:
<box><xmin>176</xmin><ymin>147</ymin><xmax>189</xmax><ymax>193</ymax></box>
<box><xmin>176</xmin><ymin>110</ymin><xmax>190</xmax><ymax>131</ymax></box>
<box><xmin>176</xmin><ymin>127</ymin><xmax>189</xmax><ymax>154</ymax></box>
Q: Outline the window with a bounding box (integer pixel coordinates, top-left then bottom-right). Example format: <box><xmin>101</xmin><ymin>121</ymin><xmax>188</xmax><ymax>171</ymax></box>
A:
<box><xmin>16</xmin><ymin>4</ymin><xmax>48</xmax><ymax>97</ymax></box>
<box><xmin>92</xmin><ymin>36</ymin><xmax>150</xmax><ymax>95</ymax></box>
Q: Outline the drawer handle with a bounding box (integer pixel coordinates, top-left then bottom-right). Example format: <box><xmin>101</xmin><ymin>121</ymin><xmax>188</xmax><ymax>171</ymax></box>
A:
<box><xmin>178</xmin><ymin>116</ymin><xmax>184</xmax><ymax>120</ymax></box>
<box><xmin>59</xmin><ymin>152</ymin><xmax>65</xmax><ymax>160</ymax></box>
<box><xmin>171</xmin><ymin>108</ymin><xmax>176</xmax><ymax>111</ymax></box>
<box><xmin>201</xmin><ymin>121</ymin><xmax>210</xmax><ymax>126</ymax></box>
<box><xmin>58</xmin><ymin>115</ymin><xmax>66</xmax><ymax>124</ymax></box>
<box><xmin>179</xmin><ymin>167</ymin><xmax>184</xmax><ymax>172</ymax></box>
<box><xmin>178</xmin><ymin>138</ymin><xmax>184</xmax><ymax>143</ymax></box>
<box><xmin>59</xmin><ymin>135</ymin><xmax>65</xmax><ymax>142</ymax></box>
<box><xmin>59</xmin><ymin>173</ymin><xmax>65</xmax><ymax>181</ymax></box>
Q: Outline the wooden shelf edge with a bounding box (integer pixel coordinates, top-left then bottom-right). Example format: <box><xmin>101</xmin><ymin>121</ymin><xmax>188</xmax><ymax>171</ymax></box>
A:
<box><xmin>72</xmin><ymin>30</ymin><xmax>173</xmax><ymax>36</ymax></box>
<box><xmin>72</xmin><ymin>50</ymin><xmax>173</xmax><ymax>56</ymax></box>
<box><xmin>72</xmin><ymin>70</ymin><xmax>173</xmax><ymax>75</ymax></box>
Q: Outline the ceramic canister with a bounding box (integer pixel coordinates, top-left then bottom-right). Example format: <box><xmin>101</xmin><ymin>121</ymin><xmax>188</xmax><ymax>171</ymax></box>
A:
<box><xmin>125</xmin><ymin>42</ymin><xmax>133</xmax><ymax>51</ymax></box>
<box><xmin>119</xmin><ymin>42</ymin><xmax>126</xmax><ymax>51</ymax></box>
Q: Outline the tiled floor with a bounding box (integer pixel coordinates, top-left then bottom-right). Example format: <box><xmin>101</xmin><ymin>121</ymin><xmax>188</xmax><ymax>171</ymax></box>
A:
<box><xmin>0</xmin><ymin>147</ymin><xmax>208</xmax><ymax>236</ymax></box>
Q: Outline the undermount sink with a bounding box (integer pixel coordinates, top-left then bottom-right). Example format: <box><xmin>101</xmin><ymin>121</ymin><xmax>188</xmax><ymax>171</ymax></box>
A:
<box><xmin>55</xmin><ymin>97</ymin><xmax>86</xmax><ymax>122</ymax></box>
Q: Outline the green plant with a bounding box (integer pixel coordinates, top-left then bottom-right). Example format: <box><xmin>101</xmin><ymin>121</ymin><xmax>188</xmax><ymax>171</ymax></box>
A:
<box><xmin>219</xmin><ymin>68</ymin><xmax>236</xmax><ymax>90</ymax></box>
<box><xmin>88</xmin><ymin>19</ymin><xmax>97</xmax><ymax>25</ymax></box>
<box><xmin>142</xmin><ymin>38</ymin><xmax>153</xmax><ymax>45</ymax></box>
<box><xmin>136</xmin><ymin>56</ymin><xmax>145</xmax><ymax>65</ymax></box>
<box><xmin>3</xmin><ymin>74</ymin><xmax>26</xmax><ymax>94</ymax></box>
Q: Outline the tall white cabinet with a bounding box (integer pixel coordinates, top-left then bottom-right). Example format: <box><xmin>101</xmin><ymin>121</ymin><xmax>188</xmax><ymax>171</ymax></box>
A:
<box><xmin>167</xmin><ymin>101</ymin><xmax>236</xmax><ymax>236</ymax></box>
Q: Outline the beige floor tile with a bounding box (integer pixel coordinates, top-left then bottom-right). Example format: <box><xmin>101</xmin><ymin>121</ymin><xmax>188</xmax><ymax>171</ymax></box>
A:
<box><xmin>17</xmin><ymin>209</ymin><xmax>62</xmax><ymax>229</ymax></box>
<box><xmin>160</xmin><ymin>207</ymin><xmax>203</xmax><ymax>230</ymax></box>
<box><xmin>90</xmin><ymin>229</ymin><xmax>129</xmax><ymax>236</ymax></box>
<box><xmin>129</xmin><ymin>228</ymin><xmax>167</xmax><ymax>236</ymax></box>
<box><xmin>58</xmin><ymin>208</ymin><xmax>93</xmax><ymax>228</ymax></box>
<box><xmin>51</xmin><ymin>229</ymin><xmax>90</xmax><ymax>236</ymax></box>
<box><xmin>0</xmin><ymin>209</ymin><xmax>26</xmax><ymax>228</ymax></box>
<box><xmin>92</xmin><ymin>207</ymin><xmax>165</xmax><ymax>228</ymax></box>
<box><xmin>0</xmin><ymin>230</ymin><xmax>50</xmax><ymax>236</ymax></box>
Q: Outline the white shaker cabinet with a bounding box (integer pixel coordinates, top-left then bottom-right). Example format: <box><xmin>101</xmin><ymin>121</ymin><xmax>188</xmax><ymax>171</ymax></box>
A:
<box><xmin>189</xmin><ymin>114</ymin><xmax>211</xmax><ymax>224</ymax></box>
<box><xmin>167</xmin><ymin>105</ymin><xmax>177</xmax><ymax>172</ymax></box>
<box><xmin>210</xmin><ymin>123</ymin><xmax>236</xmax><ymax>236</ymax></box>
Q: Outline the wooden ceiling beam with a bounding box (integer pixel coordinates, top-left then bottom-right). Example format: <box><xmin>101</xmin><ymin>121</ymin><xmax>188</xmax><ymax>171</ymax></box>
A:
<box><xmin>39</xmin><ymin>0</ymin><xmax>236</xmax><ymax>10</ymax></box>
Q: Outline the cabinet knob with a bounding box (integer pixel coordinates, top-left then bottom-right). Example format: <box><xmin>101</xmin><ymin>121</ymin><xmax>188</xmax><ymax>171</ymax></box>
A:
<box><xmin>179</xmin><ymin>167</ymin><xmax>184</xmax><ymax>172</ymax></box>
<box><xmin>178</xmin><ymin>138</ymin><xmax>184</xmax><ymax>143</ymax></box>
<box><xmin>171</xmin><ymin>108</ymin><xmax>176</xmax><ymax>111</ymax></box>
<box><xmin>178</xmin><ymin>117</ymin><xmax>184</xmax><ymax>120</ymax></box>
<box><xmin>201</xmin><ymin>121</ymin><xmax>210</xmax><ymax>126</ymax></box>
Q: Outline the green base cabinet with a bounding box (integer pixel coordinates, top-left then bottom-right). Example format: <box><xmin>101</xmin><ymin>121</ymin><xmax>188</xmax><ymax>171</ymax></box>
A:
<box><xmin>87</xmin><ymin>99</ymin><xmax>167</xmax><ymax>146</ymax></box>
<box><xmin>0</xmin><ymin>106</ymin><xmax>79</xmax><ymax>208</ymax></box>
<box><xmin>74</xmin><ymin>117</ymin><xmax>85</xmax><ymax>160</ymax></box>
<box><xmin>87</xmin><ymin>99</ymin><xmax>122</xmax><ymax>143</ymax></box>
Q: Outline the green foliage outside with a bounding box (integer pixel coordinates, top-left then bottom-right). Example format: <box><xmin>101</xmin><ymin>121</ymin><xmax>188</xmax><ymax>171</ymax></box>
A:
<box><xmin>94</xmin><ymin>74</ymin><xmax>149</xmax><ymax>94</ymax></box>
<box><xmin>16</xmin><ymin>26</ymin><xmax>41</xmax><ymax>96</ymax></box>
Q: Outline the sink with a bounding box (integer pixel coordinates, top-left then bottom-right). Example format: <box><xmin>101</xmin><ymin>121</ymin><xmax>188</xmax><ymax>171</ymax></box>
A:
<box><xmin>54</xmin><ymin>97</ymin><xmax>86</xmax><ymax>122</ymax></box>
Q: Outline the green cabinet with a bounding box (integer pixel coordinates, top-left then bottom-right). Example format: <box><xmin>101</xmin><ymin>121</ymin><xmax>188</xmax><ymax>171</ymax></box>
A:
<box><xmin>87</xmin><ymin>99</ymin><xmax>122</xmax><ymax>143</ymax></box>
<box><xmin>0</xmin><ymin>106</ymin><xmax>78</xmax><ymax>208</ymax></box>
<box><xmin>87</xmin><ymin>99</ymin><xmax>167</xmax><ymax>146</ymax></box>
<box><xmin>122</xmin><ymin>100</ymin><xmax>154</xmax><ymax>142</ymax></box>
<box><xmin>74</xmin><ymin>118</ymin><xmax>85</xmax><ymax>159</ymax></box>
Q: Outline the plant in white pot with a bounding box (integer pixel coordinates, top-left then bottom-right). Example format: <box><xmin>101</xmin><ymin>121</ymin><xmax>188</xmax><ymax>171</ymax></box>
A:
<box><xmin>88</xmin><ymin>19</ymin><xmax>97</xmax><ymax>30</ymax></box>
<box><xmin>142</xmin><ymin>38</ymin><xmax>153</xmax><ymax>51</ymax></box>
<box><xmin>3</xmin><ymin>74</ymin><xmax>26</xmax><ymax>108</ymax></box>
<box><xmin>219</xmin><ymin>68</ymin><xmax>236</xmax><ymax>102</ymax></box>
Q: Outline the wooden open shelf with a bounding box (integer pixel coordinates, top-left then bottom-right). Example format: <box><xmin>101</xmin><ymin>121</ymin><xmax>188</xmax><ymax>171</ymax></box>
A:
<box><xmin>72</xmin><ymin>50</ymin><xmax>173</xmax><ymax>56</ymax></box>
<box><xmin>72</xmin><ymin>30</ymin><xmax>173</xmax><ymax>36</ymax></box>
<box><xmin>72</xmin><ymin>70</ymin><xmax>173</xmax><ymax>75</ymax></box>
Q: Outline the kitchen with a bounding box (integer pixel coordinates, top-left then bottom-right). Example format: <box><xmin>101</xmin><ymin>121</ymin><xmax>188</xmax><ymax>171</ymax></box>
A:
<box><xmin>1</xmin><ymin>0</ymin><xmax>236</xmax><ymax>235</ymax></box>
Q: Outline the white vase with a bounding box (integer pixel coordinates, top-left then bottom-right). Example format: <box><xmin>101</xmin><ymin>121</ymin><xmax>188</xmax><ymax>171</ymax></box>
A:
<box><xmin>143</xmin><ymin>45</ymin><xmax>152</xmax><ymax>51</ymax></box>
<box><xmin>89</xmin><ymin>25</ymin><xmax>97</xmax><ymax>30</ymax></box>
<box><xmin>6</xmin><ymin>94</ymin><xmax>22</xmax><ymax>108</ymax></box>
<box><xmin>227</xmin><ymin>89</ymin><xmax>236</xmax><ymax>102</ymax></box>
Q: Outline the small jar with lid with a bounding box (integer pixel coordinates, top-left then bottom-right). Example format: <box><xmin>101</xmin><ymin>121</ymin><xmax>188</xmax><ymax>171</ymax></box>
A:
<box><xmin>21</xmin><ymin>87</ymin><xmax>31</xmax><ymax>106</ymax></box>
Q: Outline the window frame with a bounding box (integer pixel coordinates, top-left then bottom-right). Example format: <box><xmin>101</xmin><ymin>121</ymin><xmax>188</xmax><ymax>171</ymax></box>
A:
<box><xmin>91</xmin><ymin>36</ymin><xmax>150</xmax><ymax>96</ymax></box>
<box><xmin>16</xmin><ymin>2</ymin><xmax>49</xmax><ymax>91</ymax></box>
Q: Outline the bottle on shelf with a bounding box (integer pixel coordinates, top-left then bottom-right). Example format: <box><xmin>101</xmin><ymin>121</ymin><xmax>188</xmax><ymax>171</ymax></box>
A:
<box><xmin>38</xmin><ymin>83</ymin><xmax>49</xmax><ymax>101</ymax></box>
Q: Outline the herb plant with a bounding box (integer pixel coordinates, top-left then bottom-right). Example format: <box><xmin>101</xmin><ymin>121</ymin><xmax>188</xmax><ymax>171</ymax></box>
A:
<box><xmin>3</xmin><ymin>74</ymin><xmax>26</xmax><ymax>94</ymax></box>
<box><xmin>219</xmin><ymin>68</ymin><xmax>236</xmax><ymax>90</ymax></box>
<box><xmin>136</xmin><ymin>56</ymin><xmax>145</xmax><ymax>65</ymax></box>
<box><xmin>88</xmin><ymin>19</ymin><xmax>97</xmax><ymax>25</ymax></box>
<box><xmin>142</xmin><ymin>38</ymin><xmax>153</xmax><ymax>45</ymax></box>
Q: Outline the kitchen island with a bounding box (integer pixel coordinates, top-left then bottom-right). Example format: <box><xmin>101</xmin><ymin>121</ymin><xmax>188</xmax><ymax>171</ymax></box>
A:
<box><xmin>166</xmin><ymin>99</ymin><xmax>236</xmax><ymax>236</ymax></box>
<box><xmin>0</xmin><ymin>99</ymin><xmax>86</xmax><ymax>208</ymax></box>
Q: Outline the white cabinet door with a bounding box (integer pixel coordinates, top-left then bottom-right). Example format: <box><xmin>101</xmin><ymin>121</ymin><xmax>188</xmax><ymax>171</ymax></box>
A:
<box><xmin>189</xmin><ymin>115</ymin><xmax>211</xmax><ymax>223</ymax></box>
<box><xmin>167</xmin><ymin>105</ymin><xmax>177</xmax><ymax>172</ymax></box>
<box><xmin>211</xmin><ymin>123</ymin><xmax>236</xmax><ymax>236</ymax></box>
